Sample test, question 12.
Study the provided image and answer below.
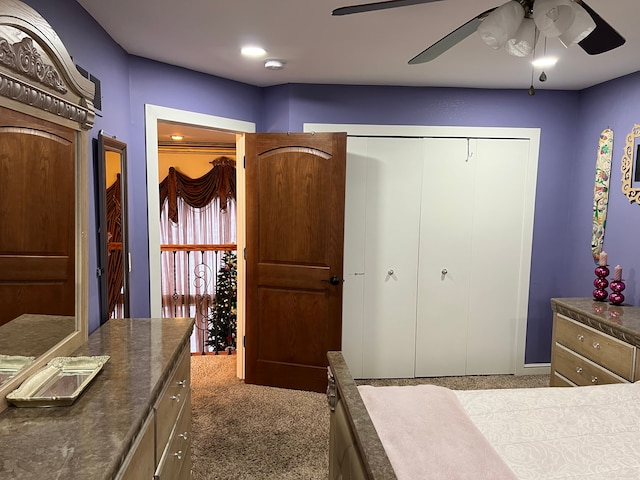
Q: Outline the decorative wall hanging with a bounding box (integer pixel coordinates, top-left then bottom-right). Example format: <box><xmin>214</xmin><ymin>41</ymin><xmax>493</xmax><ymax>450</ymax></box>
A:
<box><xmin>591</xmin><ymin>128</ymin><xmax>613</xmax><ymax>263</ymax></box>
<box><xmin>621</xmin><ymin>124</ymin><xmax>640</xmax><ymax>204</ymax></box>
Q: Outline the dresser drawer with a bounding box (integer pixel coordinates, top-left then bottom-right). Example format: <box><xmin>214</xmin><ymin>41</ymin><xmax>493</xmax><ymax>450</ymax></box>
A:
<box><xmin>155</xmin><ymin>391</ymin><xmax>192</xmax><ymax>480</ymax></box>
<box><xmin>554</xmin><ymin>314</ymin><xmax>635</xmax><ymax>381</ymax></box>
<box><xmin>551</xmin><ymin>371</ymin><xmax>577</xmax><ymax>387</ymax></box>
<box><xmin>155</xmin><ymin>347</ymin><xmax>191</xmax><ymax>460</ymax></box>
<box><xmin>554</xmin><ymin>343</ymin><xmax>627</xmax><ymax>386</ymax></box>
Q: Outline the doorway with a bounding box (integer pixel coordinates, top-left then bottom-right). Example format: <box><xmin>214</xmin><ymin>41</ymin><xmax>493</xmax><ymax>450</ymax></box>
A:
<box><xmin>145</xmin><ymin>104</ymin><xmax>255</xmax><ymax>378</ymax></box>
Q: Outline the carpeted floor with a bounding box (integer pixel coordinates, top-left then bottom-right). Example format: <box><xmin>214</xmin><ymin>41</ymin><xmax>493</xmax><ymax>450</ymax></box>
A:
<box><xmin>190</xmin><ymin>355</ymin><xmax>329</xmax><ymax>480</ymax></box>
<box><xmin>190</xmin><ymin>355</ymin><xmax>549</xmax><ymax>479</ymax></box>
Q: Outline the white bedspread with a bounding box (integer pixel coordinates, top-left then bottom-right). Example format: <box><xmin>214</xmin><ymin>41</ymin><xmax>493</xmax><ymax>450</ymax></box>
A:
<box><xmin>455</xmin><ymin>382</ymin><xmax>640</xmax><ymax>479</ymax></box>
<box><xmin>359</xmin><ymin>382</ymin><xmax>640</xmax><ymax>480</ymax></box>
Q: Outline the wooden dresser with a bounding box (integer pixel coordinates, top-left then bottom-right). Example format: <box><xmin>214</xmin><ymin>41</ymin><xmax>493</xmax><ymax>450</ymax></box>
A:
<box><xmin>0</xmin><ymin>317</ymin><xmax>194</xmax><ymax>479</ymax></box>
<box><xmin>550</xmin><ymin>298</ymin><xmax>640</xmax><ymax>387</ymax></box>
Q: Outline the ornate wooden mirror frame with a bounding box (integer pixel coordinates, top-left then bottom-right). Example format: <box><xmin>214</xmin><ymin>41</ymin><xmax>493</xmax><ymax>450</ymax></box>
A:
<box><xmin>0</xmin><ymin>0</ymin><xmax>95</xmax><ymax>411</ymax></box>
<box><xmin>621</xmin><ymin>124</ymin><xmax>640</xmax><ymax>204</ymax></box>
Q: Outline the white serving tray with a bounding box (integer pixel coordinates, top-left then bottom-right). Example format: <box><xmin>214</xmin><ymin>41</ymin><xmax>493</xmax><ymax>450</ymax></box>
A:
<box><xmin>6</xmin><ymin>356</ymin><xmax>110</xmax><ymax>407</ymax></box>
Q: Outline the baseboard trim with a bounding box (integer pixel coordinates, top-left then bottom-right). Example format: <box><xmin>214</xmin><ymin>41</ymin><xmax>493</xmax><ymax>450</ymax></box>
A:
<box><xmin>516</xmin><ymin>363</ymin><xmax>551</xmax><ymax>376</ymax></box>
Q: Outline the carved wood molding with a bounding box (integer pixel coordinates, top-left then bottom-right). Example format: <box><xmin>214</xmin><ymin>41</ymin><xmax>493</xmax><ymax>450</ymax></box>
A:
<box><xmin>0</xmin><ymin>71</ymin><xmax>92</xmax><ymax>128</ymax></box>
<box><xmin>0</xmin><ymin>36</ymin><xmax>67</xmax><ymax>94</ymax></box>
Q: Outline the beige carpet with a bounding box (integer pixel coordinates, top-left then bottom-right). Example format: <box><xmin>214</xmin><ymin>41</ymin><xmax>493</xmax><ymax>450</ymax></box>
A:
<box><xmin>190</xmin><ymin>355</ymin><xmax>329</xmax><ymax>480</ymax></box>
<box><xmin>190</xmin><ymin>355</ymin><xmax>549</xmax><ymax>479</ymax></box>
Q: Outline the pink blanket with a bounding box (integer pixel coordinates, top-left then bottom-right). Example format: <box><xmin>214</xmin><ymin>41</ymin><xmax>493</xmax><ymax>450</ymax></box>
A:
<box><xmin>358</xmin><ymin>385</ymin><xmax>518</xmax><ymax>480</ymax></box>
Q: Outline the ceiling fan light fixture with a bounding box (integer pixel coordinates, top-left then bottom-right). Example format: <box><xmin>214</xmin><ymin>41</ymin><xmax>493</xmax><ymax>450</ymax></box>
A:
<box><xmin>532</xmin><ymin>56</ymin><xmax>558</xmax><ymax>68</ymax></box>
<box><xmin>506</xmin><ymin>18</ymin><xmax>537</xmax><ymax>57</ymax></box>
<box><xmin>558</xmin><ymin>2</ymin><xmax>596</xmax><ymax>47</ymax></box>
<box><xmin>477</xmin><ymin>1</ymin><xmax>525</xmax><ymax>50</ymax></box>
<box><xmin>533</xmin><ymin>0</ymin><xmax>576</xmax><ymax>38</ymax></box>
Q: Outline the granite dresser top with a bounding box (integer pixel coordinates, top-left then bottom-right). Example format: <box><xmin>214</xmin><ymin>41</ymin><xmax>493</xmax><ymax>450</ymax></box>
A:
<box><xmin>551</xmin><ymin>297</ymin><xmax>640</xmax><ymax>346</ymax></box>
<box><xmin>0</xmin><ymin>317</ymin><xmax>194</xmax><ymax>480</ymax></box>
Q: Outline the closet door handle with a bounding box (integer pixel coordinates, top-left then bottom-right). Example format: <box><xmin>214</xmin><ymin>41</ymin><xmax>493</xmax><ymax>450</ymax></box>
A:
<box><xmin>441</xmin><ymin>269</ymin><xmax>448</xmax><ymax>275</ymax></box>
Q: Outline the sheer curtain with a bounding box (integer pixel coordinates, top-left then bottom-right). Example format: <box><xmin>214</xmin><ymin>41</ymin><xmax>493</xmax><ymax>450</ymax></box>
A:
<box><xmin>160</xmin><ymin>192</ymin><xmax>236</xmax><ymax>353</ymax></box>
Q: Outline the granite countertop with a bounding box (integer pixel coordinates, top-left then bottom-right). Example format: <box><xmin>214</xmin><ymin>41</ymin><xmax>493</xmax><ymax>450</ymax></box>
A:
<box><xmin>0</xmin><ymin>314</ymin><xmax>75</xmax><ymax>357</ymax></box>
<box><xmin>551</xmin><ymin>297</ymin><xmax>640</xmax><ymax>345</ymax></box>
<box><xmin>0</xmin><ymin>317</ymin><xmax>194</xmax><ymax>480</ymax></box>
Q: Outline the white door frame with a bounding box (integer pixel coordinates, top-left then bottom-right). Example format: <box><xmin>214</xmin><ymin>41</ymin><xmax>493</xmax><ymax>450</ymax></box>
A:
<box><xmin>305</xmin><ymin>123</ymin><xmax>544</xmax><ymax>376</ymax></box>
<box><xmin>145</xmin><ymin>104</ymin><xmax>255</xmax><ymax>378</ymax></box>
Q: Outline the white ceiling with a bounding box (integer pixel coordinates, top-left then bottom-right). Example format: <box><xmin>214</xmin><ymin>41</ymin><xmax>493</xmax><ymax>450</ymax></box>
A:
<box><xmin>75</xmin><ymin>0</ymin><xmax>639</xmax><ymax>91</ymax></box>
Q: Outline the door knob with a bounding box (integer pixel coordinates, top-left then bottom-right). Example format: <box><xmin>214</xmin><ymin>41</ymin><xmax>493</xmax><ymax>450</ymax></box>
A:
<box><xmin>322</xmin><ymin>275</ymin><xmax>341</xmax><ymax>286</ymax></box>
<box><xmin>441</xmin><ymin>269</ymin><xmax>448</xmax><ymax>275</ymax></box>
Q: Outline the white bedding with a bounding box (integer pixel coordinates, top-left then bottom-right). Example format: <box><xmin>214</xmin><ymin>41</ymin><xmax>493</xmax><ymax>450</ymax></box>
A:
<box><xmin>359</xmin><ymin>382</ymin><xmax>640</xmax><ymax>480</ymax></box>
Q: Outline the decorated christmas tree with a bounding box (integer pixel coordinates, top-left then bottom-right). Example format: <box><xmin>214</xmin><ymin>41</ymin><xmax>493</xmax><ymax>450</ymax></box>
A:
<box><xmin>207</xmin><ymin>251</ymin><xmax>238</xmax><ymax>353</ymax></box>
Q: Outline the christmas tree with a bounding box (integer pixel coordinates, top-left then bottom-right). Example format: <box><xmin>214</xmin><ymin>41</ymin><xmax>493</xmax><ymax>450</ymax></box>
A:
<box><xmin>207</xmin><ymin>251</ymin><xmax>238</xmax><ymax>353</ymax></box>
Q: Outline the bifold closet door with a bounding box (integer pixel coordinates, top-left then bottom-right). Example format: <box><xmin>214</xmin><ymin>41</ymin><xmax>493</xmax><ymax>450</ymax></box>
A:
<box><xmin>415</xmin><ymin>138</ymin><xmax>530</xmax><ymax>377</ymax></box>
<box><xmin>342</xmin><ymin>137</ymin><xmax>424</xmax><ymax>379</ymax></box>
<box><xmin>414</xmin><ymin>138</ymin><xmax>473</xmax><ymax>376</ymax></box>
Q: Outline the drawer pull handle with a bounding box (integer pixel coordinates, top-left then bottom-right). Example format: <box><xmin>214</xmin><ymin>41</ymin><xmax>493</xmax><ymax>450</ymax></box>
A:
<box><xmin>577</xmin><ymin>334</ymin><xmax>585</xmax><ymax>342</ymax></box>
<box><xmin>593</xmin><ymin>342</ymin><xmax>601</xmax><ymax>350</ymax></box>
<box><xmin>170</xmin><ymin>394</ymin><xmax>181</xmax><ymax>402</ymax></box>
<box><xmin>174</xmin><ymin>450</ymin><xmax>183</xmax><ymax>460</ymax></box>
<box><xmin>177</xmin><ymin>379</ymin><xmax>187</xmax><ymax>387</ymax></box>
<box><xmin>576</xmin><ymin>366</ymin><xmax>583</xmax><ymax>374</ymax></box>
<box><xmin>178</xmin><ymin>432</ymin><xmax>189</xmax><ymax>440</ymax></box>
<box><xmin>591</xmin><ymin>376</ymin><xmax>599</xmax><ymax>384</ymax></box>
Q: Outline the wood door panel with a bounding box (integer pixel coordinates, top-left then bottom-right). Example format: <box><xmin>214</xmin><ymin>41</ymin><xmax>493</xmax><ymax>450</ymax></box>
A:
<box><xmin>0</xmin><ymin>256</ymin><xmax>69</xmax><ymax>281</ymax></box>
<box><xmin>258</xmin><ymin>148</ymin><xmax>331</xmax><ymax>265</ymax></box>
<box><xmin>257</xmin><ymin>287</ymin><xmax>329</xmax><ymax>366</ymax></box>
<box><xmin>245</xmin><ymin>132</ymin><xmax>346</xmax><ymax>392</ymax></box>
<box><xmin>0</xmin><ymin>106</ymin><xmax>75</xmax><ymax>326</ymax></box>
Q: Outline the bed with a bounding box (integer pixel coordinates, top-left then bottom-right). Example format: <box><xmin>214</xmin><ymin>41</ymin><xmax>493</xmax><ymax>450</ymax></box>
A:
<box><xmin>326</xmin><ymin>351</ymin><xmax>640</xmax><ymax>480</ymax></box>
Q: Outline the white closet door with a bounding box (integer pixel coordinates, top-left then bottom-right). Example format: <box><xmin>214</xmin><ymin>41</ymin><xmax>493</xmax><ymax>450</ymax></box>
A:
<box><xmin>415</xmin><ymin>138</ymin><xmax>530</xmax><ymax>377</ymax></box>
<box><xmin>465</xmin><ymin>138</ymin><xmax>530</xmax><ymax>374</ymax></box>
<box><xmin>415</xmin><ymin>138</ymin><xmax>474</xmax><ymax>377</ymax></box>
<box><xmin>341</xmin><ymin>137</ymin><xmax>368</xmax><ymax>378</ymax></box>
<box><xmin>361</xmin><ymin>137</ymin><xmax>424</xmax><ymax>379</ymax></box>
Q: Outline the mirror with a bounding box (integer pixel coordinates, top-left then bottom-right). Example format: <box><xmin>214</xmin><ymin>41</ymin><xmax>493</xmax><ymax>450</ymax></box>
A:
<box><xmin>622</xmin><ymin>124</ymin><xmax>640</xmax><ymax>204</ymax></box>
<box><xmin>0</xmin><ymin>0</ymin><xmax>94</xmax><ymax>411</ymax></box>
<box><xmin>96</xmin><ymin>132</ymin><xmax>130</xmax><ymax>322</ymax></box>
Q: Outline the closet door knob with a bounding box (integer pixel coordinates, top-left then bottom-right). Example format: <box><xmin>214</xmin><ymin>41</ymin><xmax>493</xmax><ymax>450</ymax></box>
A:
<box><xmin>441</xmin><ymin>269</ymin><xmax>448</xmax><ymax>275</ymax></box>
<box><xmin>388</xmin><ymin>269</ymin><xmax>394</xmax><ymax>276</ymax></box>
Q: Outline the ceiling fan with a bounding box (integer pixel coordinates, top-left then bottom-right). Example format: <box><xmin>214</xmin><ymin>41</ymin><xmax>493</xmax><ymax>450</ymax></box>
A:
<box><xmin>332</xmin><ymin>0</ymin><xmax>625</xmax><ymax>64</ymax></box>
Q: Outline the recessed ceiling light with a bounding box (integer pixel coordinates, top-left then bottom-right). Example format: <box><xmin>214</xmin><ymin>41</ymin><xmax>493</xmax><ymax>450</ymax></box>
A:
<box><xmin>170</xmin><ymin>135</ymin><xmax>184</xmax><ymax>141</ymax></box>
<box><xmin>532</xmin><ymin>57</ymin><xmax>558</xmax><ymax>68</ymax></box>
<box><xmin>241</xmin><ymin>46</ymin><xmax>266</xmax><ymax>57</ymax></box>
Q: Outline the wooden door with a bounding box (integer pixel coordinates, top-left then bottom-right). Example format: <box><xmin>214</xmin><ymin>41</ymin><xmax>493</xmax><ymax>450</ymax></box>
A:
<box><xmin>244</xmin><ymin>132</ymin><xmax>346</xmax><ymax>392</ymax></box>
<box><xmin>0</xmin><ymin>106</ymin><xmax>76</xmax><ymax>326</ymax></box>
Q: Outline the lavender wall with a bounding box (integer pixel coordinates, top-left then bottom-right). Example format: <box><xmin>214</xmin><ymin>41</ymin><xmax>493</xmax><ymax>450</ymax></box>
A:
<box><xmin>22</xmin><ymin>0</ymin><xmax>640</xmax><ymax>365</ymax></box>
<box><xmin>24</xmin><ymin>0</ymin><xmax>132</xmax><ymax>333</ymax></box>
<box><xmin>263</xmin><ymin>84</ymin><xmax>584</xmax><ymax>363</ymax></box>
<box><xmin>126</xmin><ymin>57</ymin><xmax>262</xmax><ymax>320</ymax></box>
<box><xmin>569</xmin><ymin>73</ymin><xmax>640</xmax><ymax>305</ymax></box>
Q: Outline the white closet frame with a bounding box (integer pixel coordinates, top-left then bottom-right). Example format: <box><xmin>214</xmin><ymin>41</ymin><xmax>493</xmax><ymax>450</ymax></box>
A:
<box><xmin>305</xmin><ymin>123</ymin><xmax>544</xmax><ymax>376</ymax></box>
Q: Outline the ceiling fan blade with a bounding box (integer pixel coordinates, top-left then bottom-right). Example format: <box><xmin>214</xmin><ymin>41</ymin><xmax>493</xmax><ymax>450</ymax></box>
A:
<box><xmin>332</xmin><ymin>0</ymin><xmax>444</xmax><ymax>16</ymax></box>
<box><xmin>408</xmin><ymin>8</ymin><xmax>496</xmax><ymax>64</ymax></box>
<box><xmin>575</xmin><ymin>0</ymin><xmax>625</xmax><ymax>55</ymax></box>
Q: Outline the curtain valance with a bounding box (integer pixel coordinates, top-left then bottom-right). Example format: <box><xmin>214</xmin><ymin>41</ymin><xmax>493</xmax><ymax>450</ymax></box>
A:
<box><xmin>159</xmin><ymin>156</ymin><xmax>236</xmax><ymax>224</ymax></box>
